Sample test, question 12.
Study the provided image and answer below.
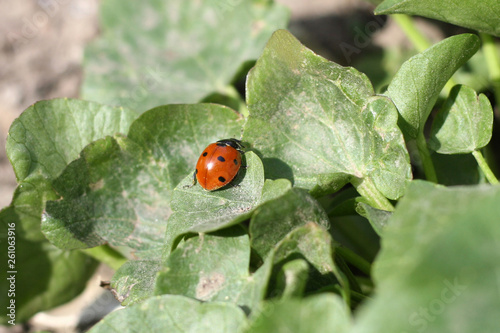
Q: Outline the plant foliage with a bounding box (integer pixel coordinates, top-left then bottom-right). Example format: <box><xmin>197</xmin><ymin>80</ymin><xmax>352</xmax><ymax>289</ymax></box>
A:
<box><xmin>1</xmin><ymin>0</ymin><xmax>499</xmax><ymax>331</ymax></box>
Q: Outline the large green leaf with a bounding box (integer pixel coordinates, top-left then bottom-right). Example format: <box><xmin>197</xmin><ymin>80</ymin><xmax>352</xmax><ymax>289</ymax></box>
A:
<box><xmin>429</xmin><ymin>85</ymin><xmax>493</xmax><ymax>154</ymax></box>
<box><xmin>82</xmin><ymin>0</ymin><xmax>289</xmax><ymax>111</ymax></box>
<box><xmin>0</xmin><ymin>99</ymin><xmax>136</xmax><ymax>323</ymax></box>
<box><xmin>6</xmin><ymin>98</ymin><xmax>139</xmax><ymax>182</ymax></box>
<box><xmin>384</xmin><ymin>34</ymin><xmax>480</xmax><ymax>140</ymax></box>
<box><xmin>5</xmin><ymin>98</ymin><xmax>139</xmax><ymax>241</ymax></box>
<box><xmin>244</xmin><ymin>30</ymin><xmax>411</xmax><ymax>204</ymax></box>
<box><xmin>351</xmin><ymin>181</ymin><xmax>500</xmax><ymax>333</ymax></box>
<box><xmin>4</xmin><ymin>99</ymin><xmax>139</xmax><ymax>241</ymax></box>
<box><xmin>111</xmin><ymin>259</ymin><xmax>160</xmax><ymax>305</ymax></box>
<box><xmin>42</xmin><ymin>104</ymin><xmax>243</xmax><ymax>259</ymax></box>
<box><xmin>0</xmin><ymin>206</ymin><xmax>98</xmax><ymax>324</ymax></box>
<box><xmin>155</xmin><ymin>227</ymin><xmax>273</xmax><ymax>311</ymax></box>
<box><xmin>244</xmin><ymin>294</ymin><xmax>351</xmax><ymax>333</ymax></box>
<box><xmin>164</xmin><ymin>152</ymin><xmax>265</xmax><ymax>252</ymax></box>
<box><xmin>249</xmin><ymin>187</ymin><xmax>330</xmax><ymax>259</ymax></box>
<box><xmin>88</xmin><ymin>295</ymin><xmax>246</xmax><ymax>333</ymax></box>
<box><xmin>114</xmin><ymin>178</ymin><xmax>289</xmax><ymax>305</ymax></box>
<box><xmin>375</xmin><ymin>0</ymin><xmax>500</xmax><ymax>37</ymax></box>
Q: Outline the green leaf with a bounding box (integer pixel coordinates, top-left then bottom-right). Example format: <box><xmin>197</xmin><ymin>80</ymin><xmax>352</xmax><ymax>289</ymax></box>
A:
<box><xmin>245</xmin><ymin>294</ymin><xmax>351</xmax><ymax>333</ymax></box>
<box><xmin>274</xmin><ymin>259</ymin><xmax>309</xmax><ymax>299</ymax></box>
<box><xmin>384</xmin><ymin>34</ymin><xmax>480</xmax><ymax>140</ymax></box>
<box><xmin>164</xmin><ymin>151</ymin><xmax>264</xmax><ymax>253</ymax></box>
<box><xmin>5</xmin><ymin>98</ymin><xmax>139</xmax><ymax>243</ymax></box>
<box><xmin>112</xmin><ymin>180</ymin><xmax>288</xmax><ymax>306</ymax></box>
<box><xmin>6</xmin><ymin>98</ymin><xmax>139</xmax><ymax>182</ymax></box>
<box><xmin>375</xmin><ymin>0</ymin><xmax>500</xmax><ymax>37</ymax></box>
<box><xmin>429</xmin><ymin>85</ymin><xmax>493</xmax><ymax>154</ymax></box>
<box><xmin>270</xmin><ymin>223</ymin><xmax>343</xmax><ymax>295</ymax></box>
<box><xmin>42</xmin><ymin>104</ymin><xmax>243</xmax><ymax>259</ymax></box>
<box><xmin>4</xmin><ymin>98</ymin><xmax>139</xmax><ymax>239</ymax></box>
<box><xmin>453</xmin><ymin>47</ymin><xmax>497</xmax><ymax>94</ymax></box>
<box><xmin>0</xmin><ymin>206</ymin><xmax>98</xmax><ymax>324</ymax></box>
<box><xmin>111</xmin><ymin>259</ymin><xmax>160</xmax><ymax>305</ymax></box>
<box><xmin>249</xmin><ymin>187</ymin><xmax>330</xmax><ymax>260</ymax></box>
<box><xmin>88</xmin><ymin>294</ymin><xmax>246</xmax><ymax>333</ymax></box>
<box><xmin>351</xmin><ymin>181</ymin><xmax>500</xmax><ymax>333</ymax></box>
<box><xmin>82</xmin><ymin>0</ymin><xmax>289</xmax><ymax>111</ymax></box>
<box><xmin>259</xmin><ymin>178</ymin><xmax>293</xmax><ymax>203</ymax></box>
<box><xmin>6</xmin><ymin>177</ymin><xmax>58</xmax><ymax>241</ymax></box>
<box><xmin>0</xmin><ymin>99</ymin><xmax>134</xmax><ymax>323</ymax></box>
<box><xmin>155</xmin><ymin>227</ymin><xmax>272</xmax><ymax>311</ymax></box>
<box><xmin>244</xmin><ymin>29</ymin><xmax>411</xmax><ymax>203</ymax></box>
<box><xmin>355</xmin><ymin>202</ymin><xmax>391</xmax><ymax>237</ymax></box>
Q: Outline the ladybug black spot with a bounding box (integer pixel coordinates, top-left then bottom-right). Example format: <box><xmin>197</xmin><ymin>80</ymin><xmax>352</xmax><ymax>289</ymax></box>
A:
<box><xmin>233</xmin><ymin>159</ymin><xmax>238</xmax><ymax>165</ymax></box>
<box><xmin>217</xmin><ymin>156</ymin><xmax>226</xmax><ymax>162</ymax></box>
<box><xmin>202</xmin><ymin>152</ymin><xmax>208</xmax><ymax>157</ymax></box>
<box><xmin>218</xmin><ymin>176</ymin><xmax>226</xmax><ymax>183</ymax></box>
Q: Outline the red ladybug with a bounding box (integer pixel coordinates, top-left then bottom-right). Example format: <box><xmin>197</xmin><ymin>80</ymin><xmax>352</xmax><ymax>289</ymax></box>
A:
<box><xmin>190</xmin><ymin>138</ymin><xmax>245</xmax><ymax>191</ymax></box>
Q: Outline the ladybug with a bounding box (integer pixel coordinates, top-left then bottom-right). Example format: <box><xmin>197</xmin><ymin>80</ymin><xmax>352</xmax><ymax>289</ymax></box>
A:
<box><xmin>190</xmin><ymin>138</ymin><xmax>245</xmax><ymax>191</ymax></box>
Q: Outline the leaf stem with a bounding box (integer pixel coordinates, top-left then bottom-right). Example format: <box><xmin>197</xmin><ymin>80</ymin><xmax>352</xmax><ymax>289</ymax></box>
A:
<box><xmin>472</xmin><ymin>150</ymin><xmax>499</xmax><ymax>185</ymax></box>
<box><xmin>81</xmin><ymin>245</ymin><xmax>128</xmax><ymax>271</ymax></box>
<box><xmin>350</xmin><ymin>290</ymin><xmax>370</xmax><ymax>303</ymax></box>
<box><xmin>336</xmin><ymin>246</ymin><xmax>371</xmax><ymax>276</ymax></box>
<box><xmin>480</xmin><ymin>33</ymin><xmax>500</xmax><ymax>107</ymax></box>
<box><xmin>416</xmin><ymin>132</ymin><xmax>438</xmax><ymax>183</ymax></box>
<box><xmin>351</xmin><ymin>177</ymin><xmax>394</xmax><ymax>212</ymax></box>
<box><xmin>334</xmin><ymin>251</ymin><xmax>362</xmax><ymax>294</ymax></box>
<box><xmin>391</xmin><ymin>14</ymin><xmax>455</xmax><ymax>94</ymax></box>
<box><xmin>391</xmin><ymin>14</ymin><xmax>430</xmax><ymax>53</ymax></box>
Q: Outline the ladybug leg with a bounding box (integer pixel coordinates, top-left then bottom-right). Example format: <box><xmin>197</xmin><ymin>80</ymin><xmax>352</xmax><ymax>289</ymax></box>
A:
<box><xmin>191</xmin><ymin>170</ymin><xmax>197</xmax><ymax>185</ymax></box>
<box><xmin>183</xmin><ymin>170</ymin><xmax>197</xmax><ymax>189</ymax></box>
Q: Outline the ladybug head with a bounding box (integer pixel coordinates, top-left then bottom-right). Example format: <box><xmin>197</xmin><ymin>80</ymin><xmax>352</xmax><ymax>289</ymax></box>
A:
<box><xmin>216</xmin><ymin>138</ymin><xmax>245</xmax><ymax>152</ymax></box>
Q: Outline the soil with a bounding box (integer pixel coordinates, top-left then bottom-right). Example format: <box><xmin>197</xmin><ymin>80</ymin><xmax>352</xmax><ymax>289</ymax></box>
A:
<box><xmin>0</xmin><ymin>0</ymin><xmax>100</xmax><ymax>208</ymax></box>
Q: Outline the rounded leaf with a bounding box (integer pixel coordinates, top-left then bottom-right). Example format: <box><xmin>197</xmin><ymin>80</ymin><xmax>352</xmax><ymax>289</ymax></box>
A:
<box><xmin>88</xmin><ymin>295</ymin><xmax>246</xmax><ymax>333</ymax></box>
<box><xmin>244</xmin><ymin>30</ymin><xmax>411</xmax><ymax>199</ymax></box>
<box><xmin>42</xmin><ymin>104</ymin><xmax>243</xmax><ymax>259</ymax></box>
<box><xmin>165</xmin><ymin>151</ymin><xmax>264</xmax><ymax>252</ymax></box>
<box><xmin>376</xmin><ymin>0</ymin><xmax>500</xmax><ymax>37</ymax></box>
<box><xmin>156</xmin><ymin>227</ymin><xmax>273</xmax><ymax>311</ymax></box>
<box><xmin>6</xmin><ymin>98</ymin><xmax>138</xmax><ymax>182</ymax></box>
<box><xmin>352</xmin><ymin>181</ymin><xmax>500</xmax><ymax>333</ymax></box>
<box><xmin>385</xmin><ymin>34</ymin><xmax>480</xmax><ymax>139</ymax></box>
<box><xmin>245</xmin><ymin>294</ymin><xmax>351</xmax><ymax>333</ymax></box>
<box><xmin>429</xmin><ymin>85</ymin><xmax>493</xmax><ymax>154</ymax></box>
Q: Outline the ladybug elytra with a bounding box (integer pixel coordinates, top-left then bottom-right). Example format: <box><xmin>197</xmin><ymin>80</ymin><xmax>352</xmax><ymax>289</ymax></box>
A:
<box><xmin>190</xmin><ymin>138</ymin><xmax>245</xmax><ymax>191</ymax></box>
